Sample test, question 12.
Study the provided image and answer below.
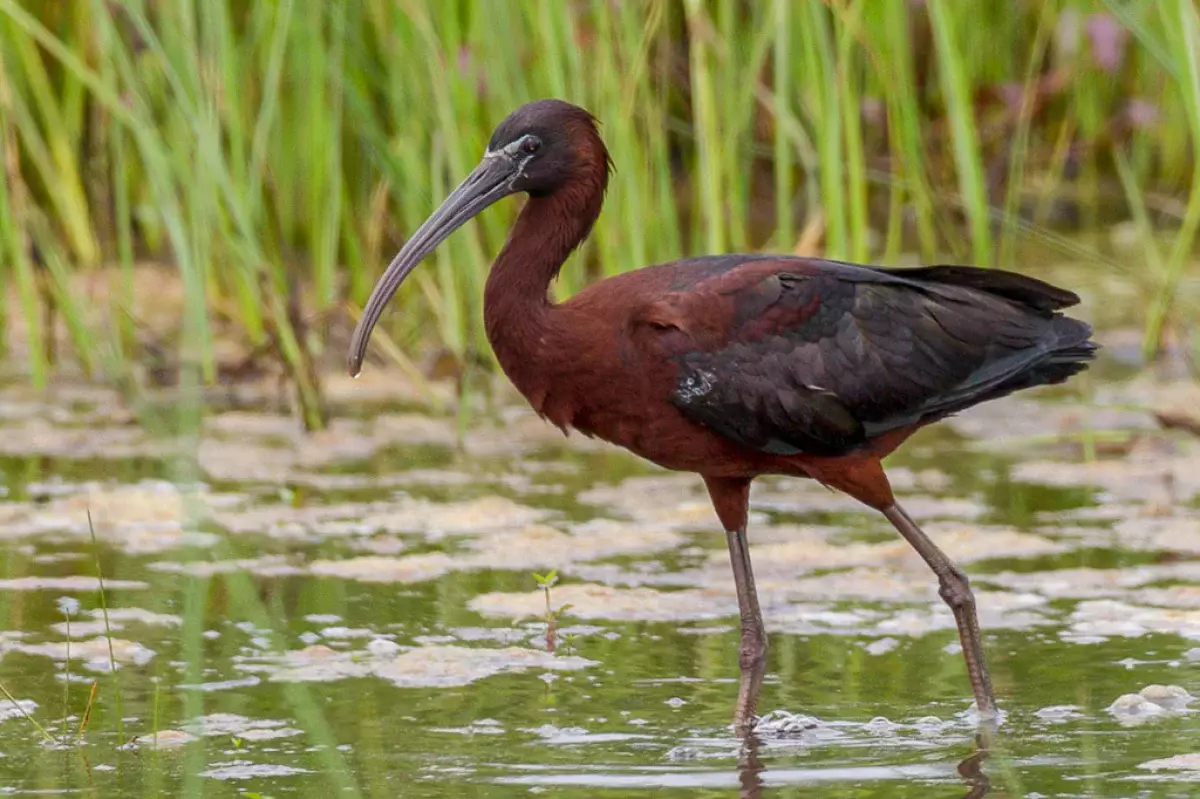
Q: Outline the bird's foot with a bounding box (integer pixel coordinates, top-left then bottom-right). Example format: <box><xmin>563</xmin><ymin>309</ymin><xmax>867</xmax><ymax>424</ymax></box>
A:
<box><xmin>965</xmin><ymin>701</ymin><xmax>1004</xmax><ymax>747</ymax></box>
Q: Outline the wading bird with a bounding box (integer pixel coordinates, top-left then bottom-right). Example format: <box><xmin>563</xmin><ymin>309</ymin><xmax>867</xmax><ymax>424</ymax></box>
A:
<box><xmin>349</xmin><ymin>100</ymin><xmax>1096</xmax><ymax>730</ymax></box>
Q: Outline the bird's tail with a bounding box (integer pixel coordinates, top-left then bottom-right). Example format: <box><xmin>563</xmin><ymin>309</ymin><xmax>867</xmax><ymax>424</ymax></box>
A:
<box><xmin>1035</xmin><ymin>314</ymin><xmax>1099</xmax><ymax>379</ymax></box>
<box><xmin>960</xmin><ymin>314</ymin><xmax>1098</xmax><ymax>406</ymax></box>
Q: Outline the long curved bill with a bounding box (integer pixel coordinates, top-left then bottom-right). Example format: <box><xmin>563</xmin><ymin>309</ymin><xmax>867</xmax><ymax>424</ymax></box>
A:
<box><xmin>347</xmin><ymin>154</ymin><xmax>518</xmax><ymax>377</ymax></box>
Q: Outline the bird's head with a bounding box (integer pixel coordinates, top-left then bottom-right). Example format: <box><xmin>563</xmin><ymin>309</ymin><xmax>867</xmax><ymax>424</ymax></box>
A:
<box><xmin>486</xmin><ymin>99</ymin><xmax>610</xmax><ymax>196</ymax></box>
<box><xmin>348</xmin><ymin>99</ymin><xmax>611</xmax><ymax>377</ymax></box>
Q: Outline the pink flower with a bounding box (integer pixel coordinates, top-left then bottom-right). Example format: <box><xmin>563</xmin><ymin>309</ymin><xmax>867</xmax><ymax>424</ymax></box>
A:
<box><xmin>1086</xmin><ymin>13</ymin><xmax>1128</xmax><ymax>73</ymax></box>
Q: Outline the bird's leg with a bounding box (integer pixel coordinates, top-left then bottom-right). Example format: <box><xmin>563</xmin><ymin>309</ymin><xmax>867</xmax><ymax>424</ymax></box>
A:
<box><xmin>727</xmin><ymin>525</ymin><xmax>768</xmax><ymax>734</ymax></box>
<box><xmin>726</xmin><ymin>526</ymin><xmax>768</xmax><ymax>670</ymax></box>
<box><xmin>883</xmin><ymin>502</ymin><xmax>997</xmax><ymax>716</ymax></box>
<box><xmin>704</xmin><ymin>476</ymin><xmax>767</xmax><ymax>736</ymax></box>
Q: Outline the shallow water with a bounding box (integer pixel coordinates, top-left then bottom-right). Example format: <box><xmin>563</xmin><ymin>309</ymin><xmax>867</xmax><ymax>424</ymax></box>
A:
<box><xmin>0</xmin><ymin>365</ymin><xmax>1198</xmax><ymax>797</ymax></box>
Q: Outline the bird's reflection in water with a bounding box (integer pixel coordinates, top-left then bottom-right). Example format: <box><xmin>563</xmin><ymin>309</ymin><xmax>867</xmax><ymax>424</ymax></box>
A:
<box><xmin>736</xmin><ymin>733</ymin><xmax>766</xmax><ymax>799</ymax></box>
<box><xmin>957</xmin><ymin>735</ymin><xmax>992</xmax><ymax>799</ymax></box>
<box><xmin>733</xmin><ymin>735</ymin><xmax>990</xmax><ymax>799</ymax></box>
<box><xmin>732</xmin><ymin>663</ymin><xmax>993</xmax><ymax>798</ymax></box>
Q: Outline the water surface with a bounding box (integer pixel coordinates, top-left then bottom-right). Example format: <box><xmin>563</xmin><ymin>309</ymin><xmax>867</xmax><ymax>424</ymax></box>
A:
<box><xmin>0</xmin><ymin>362</ymin><xmax>1197</xmax><ymax>797</ymax></box>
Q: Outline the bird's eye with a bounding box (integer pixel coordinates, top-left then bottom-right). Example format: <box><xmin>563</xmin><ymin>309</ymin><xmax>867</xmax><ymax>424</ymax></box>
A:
<box><xmin>520</xmin><ymin>136</ymin><xmax>541</xmax><ymax>154</ymax></box>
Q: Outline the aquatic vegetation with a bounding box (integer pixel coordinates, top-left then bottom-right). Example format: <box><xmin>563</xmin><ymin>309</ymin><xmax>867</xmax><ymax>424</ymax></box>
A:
<box><xmin>0</xmin><ymin>2</ymin><xmax>1197</xmax><ymax>415</ymax></box>
<box><xmin>529</xmin><ymin>570</ymin><xmax>572</xmax><ymax>652</ymax></box>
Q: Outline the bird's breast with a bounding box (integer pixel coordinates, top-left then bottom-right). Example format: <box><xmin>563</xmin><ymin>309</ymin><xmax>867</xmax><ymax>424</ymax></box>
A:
<box><xmin>488</xmin><ymin>298</ymin><xmax>741</xmax><ymax>471</ymax></box>
<box><xmin>520</xmin><ymin>326</ymin><xmax>678</xmax><ymax>449</ymax></box>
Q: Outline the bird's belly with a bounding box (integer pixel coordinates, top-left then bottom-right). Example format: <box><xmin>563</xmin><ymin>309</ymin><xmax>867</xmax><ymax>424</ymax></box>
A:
<box><xmin>567</xmin><ymin>396</ymin><xmax>754</xmax><ymax>474</ymax></box>
<box><xmin>522</xmin><ymin>352</ymin><xmax>737</xmax><ymax>474</ymax></box>
<box><xmin>518</xmin><ymin>338</ymin><xmax>795</xmax><ymax>477</ymax></box>
<box><xmin>560</xmin><ymin>384</ymin><xmax>896</xmax><ymax>482</ymax></box>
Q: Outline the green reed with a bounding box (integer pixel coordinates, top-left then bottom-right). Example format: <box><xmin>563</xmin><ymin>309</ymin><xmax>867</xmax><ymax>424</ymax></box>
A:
<box><xmin>0</xmin><ymin>0</ymin><xmax>1197</xmax><ymax>399</ymax></box>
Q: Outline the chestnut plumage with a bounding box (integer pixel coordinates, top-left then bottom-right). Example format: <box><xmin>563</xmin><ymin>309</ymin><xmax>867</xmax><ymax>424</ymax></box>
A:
<box><xmin>349</xmin><ymin>99</ymin><xmax>1097</xmax><ymax>731</ymax></box>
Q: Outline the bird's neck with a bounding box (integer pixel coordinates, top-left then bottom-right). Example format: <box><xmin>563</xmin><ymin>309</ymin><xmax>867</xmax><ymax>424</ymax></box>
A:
<box><xmin>483</xmin><ymin>185</ymin><xmax>603</xmax><ymax>390</ymax></box>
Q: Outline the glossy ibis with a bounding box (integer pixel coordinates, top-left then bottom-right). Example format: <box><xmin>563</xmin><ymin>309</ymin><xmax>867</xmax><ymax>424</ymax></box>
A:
<box><xmin>349</xmin><ymin>99</ymin><xmax>1096</xmax><ymax>727</ymax></box>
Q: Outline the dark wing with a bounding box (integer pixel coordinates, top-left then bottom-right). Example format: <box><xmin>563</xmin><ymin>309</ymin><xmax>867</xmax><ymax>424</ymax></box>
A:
<box><xmin>647</xmin><ymin>258</ymin><xmax>1096</xmax><ymax>458</ymax></box>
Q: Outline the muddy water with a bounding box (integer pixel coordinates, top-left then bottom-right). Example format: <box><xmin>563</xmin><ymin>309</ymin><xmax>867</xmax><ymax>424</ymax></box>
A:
<box><xmin>0</xmin><ymin>358</ymin><xmax>1197</xmax><ymax>798</ymax></box>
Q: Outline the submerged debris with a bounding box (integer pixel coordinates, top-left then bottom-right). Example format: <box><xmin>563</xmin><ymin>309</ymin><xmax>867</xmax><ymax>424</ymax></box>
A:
<box><xmin>0</xmin><ymin>576</ymin><xmax>147</xmax><ymax>591</ymax></box>
<box><xmin>0</xmin><ymin>698</ymin><xmax>38</xmax><ymax>724</ymax></box>
<box><xmin>430</xmin><ymin>719</ymin><xmax>506</xmax><ymax>736</ymax></box>
<box><xmin>1067</xmin><ymin>600</ymin><xmax>1200</xmax><ymax>641</ymax></box>
<box><xmin>3</xmin><ymin>481</ymin><xmax>228</xmax><ymax>554</ymax></box>
<box><xmin>1034</xmin><ymin>705</ymin><xmax>1085</xmax><ymax>723</ymax></box>
<box><xmin>211</xmin><ymin>495</ymin><xmax>547</xmax><ymax>542</ymax></box>
<box><xmin>236</xmin><ymin>642</ymin><xmax>594</xmax><ymax>689</ymax></box>
<box><xmin>1138</xmin><ymin>684</ymin><xmax>1194</xmax><ymax>711</ymax></box>
<box><xmin>1138</xmin><ymin>754</ymin><xmax>1200</xmax><ymax>776</ymax></box>
<box><xmin>1</xmin><ymin>637</ymin><xmax>155</xmax><ymax>671</ymax></box>
<box><xmin>469</xmin><ymin>583</ymin><xmax>734</xmax><ymax>623</ymax></box>
<box><xmin>187</xmin><ymin>713</ymin><xmax>302</xmax><ymax>741</ymax></box>
<box><xmin>753</xmin><ymin>710</ymin><xmax>840</xmax><ymax>739</ymax></box>
<box><xmin>1012</xmin><ymin>453</ymin><xmax>1200</xmax><ymax>505</ymax></box>
<box><xmin>199</xmin><ymin>762</ymin><xmax>312</xmax><ymax>780</ymax></box>
<box><xmin>470</xmin><ymin>521</ymin><xmax>686</xmax><ymax>568</ymax></box>
<box><xmin>87</xmin><ymin>607</ymin><xmax>182</xmax><ymax>627</ymax></box>
<box><xmin>309</xmin><ymin>553</ymin><xmax>457</xmax><ymax>584</ymax></box>
<box><xmin>378</xmin><ymin>645</ymin><xmax>595</xmax><ymax>688</ymax></box>
<box><xmin>1108</xmin><ymin>685</ymin><xmax>1194</xmax><ymax>725</ymax></box>
<box><xmin>138</xmin><ymin>730</ymin><xmax>197</xmax><ymax>750</ymax></box>
<box><xmin>148</xmin><ymin>555</ymin><xmax>303</xmax><ymax>578</ymax></box>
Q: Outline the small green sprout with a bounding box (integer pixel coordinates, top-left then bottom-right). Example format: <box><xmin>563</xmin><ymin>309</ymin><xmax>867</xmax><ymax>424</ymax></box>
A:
<box><xmin>530</xmin><ymin>570</ymin><xmax>574</xmax><ymax>653</ymax></box>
